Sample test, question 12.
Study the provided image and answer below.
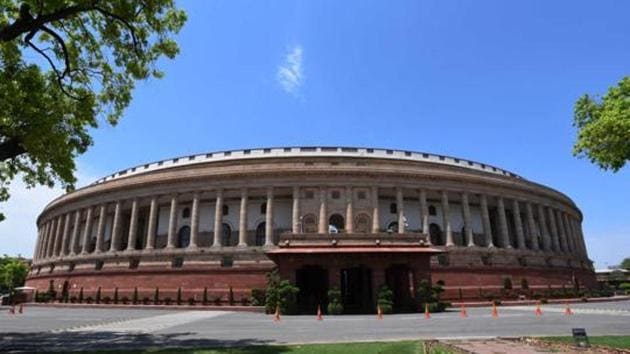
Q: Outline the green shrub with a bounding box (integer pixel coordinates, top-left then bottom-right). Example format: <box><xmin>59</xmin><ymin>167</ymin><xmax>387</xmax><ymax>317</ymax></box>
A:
<box><xmin>264</xmin><ymin>270</ymin><xmax>299</xmax><ymax>315</ymax></box>
<box><xmin>95</xmin><ymin>287</ymin><xmax>102</xmax><ymax>304</ymax></box>
<box><xmin>327</xmin><ymin>288</ymin><xmax>343</xmax><ymax>315</ymax></box>
<box><xmin>177</xmin><ymin>287</ymin><xmax>182</xmax><ymax>305</ymax></box>
<box><xmin>78</xmin><ymin>288</ymin><xmax>84</xmax><ymax>303</ymax></box>
<box><xmin>520</xmin><ymin>278</ymin><xmax>529</xmax><ymax>290</ymax></box>
<box><xmin>188</xmin><ymin>297</ymin><xmax>195</xmax><ymax>305</ymax></box>
<box><xmin>228</xmin><ymin>286</ymin><xmax>234</xmax><ymax>306</ymax></box>
<box><xmin>251</xmin><ymin>289</ymin><xmax>265</xmax><ymax>306</ymax></box>
<box><xmin>203</xmin><ymin>287</ymin><xmax>209</xmax><ymax>305</ymax></box>
<box><xmin>503</xmin><ymin>277</ymin><xmax>513</xmax><ymax>290</ymax></box>
<box><xmin>133</xmin><ymin>287</ymin><xmax>138</xmax><ymax>304</ymax></box>
<box><xmin>113</xmin><ymin>288</ymin><xmax>119</xmax><ymax>304</ymax></box>
<box><xmin>619</xmin><ymin>283</ymin><xmax>630</xmax><ymax>293</ymax></box>
<box><xmin>153</xmin><ymin>287</ymin><xmax>160</xmax><ymax>304</ymax></box>
<box><xmin>377</xmin><ymin>285</ymin><xmax>394</xmax><ymax>314</ymax></box>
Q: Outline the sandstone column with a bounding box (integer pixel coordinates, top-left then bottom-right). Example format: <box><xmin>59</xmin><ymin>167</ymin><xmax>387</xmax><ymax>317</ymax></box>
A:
<box><xmin>238</xmin><ymin>188</ymin><xmax>248</xmax><ymax>247</ymax></box>
<box><xmin>213</xmin><ymin>190</ymin><xmax>224</xmax><ymax>247</ymax></box>
<box><xmin>371</xmin><ymin>186</ymin><xmax>380</xmax><ymax>233</ymax></box>
<box><xmin>419</xmin><ymin>189</ymin><xmax>429</xmax><ymax>237</ymax></box>
<box><xmin>318</xmin><ymin>187</ymin><xmax>327</xmax><ymax>234</ymax></box>
<box><xmin>166</xmin><ymin>194</ymin><xmax>178</xmax><ymax>248</ymax></box>
<box><xmin>81</xmin><ymin>207</ymin><xmax>94</xmax><ymax>254</ymax></box>
<box><xmin>346</xmin><ymin>186</ymin><xmax>354</xmax><ymax>233</ymax></box>
<box><xmin>145</xmin><ymin>196</ymin><xmax>158</xmax><ymax>250</ymax></box>
<box><xmin>60</xmin><ymin>213</ymin><xmax>71</xmax><ymax>256</ymax></box>
<box><xmin>441</xmin><ymin>191</ymin><xmax>453</xmax><ymax>246</ymax></box>
<box><xmin>564</xmin><ymin>213</ymin><xmax>577</xmax><ymax>253</ymax></box>
<box><xmin>53</xmin><ymin>215</ymin><xmax>63</xmax><ymax>257</ymax></box>
<box><xmin>126</xmin><ymin>198</ymin><xmax>139</xmax><ymax>251</ymax></box>
<box><xmin>397</xmin><ymin>187</ymin><xmax>405</xmax><ymax>234</ymax></box>
<box><xmin>537</xmin><ymin>204</ymin><xmax>551</xmax><ymax>252</ymax></box>
<box><xmin>110</xmin><ymin>200</ymin><xmax>122</xmax><ymax>252</ymax></box>
<box><xmin>47</xmin><ymin>219</ymin><xmax>57</xmax><ymax>258</ymax></box>
<box><xmin>547</xmin><ymin>207</ymin><xmax>560</xmax><ymax>253</ymax></box>
<box><xmin>95</xmin><ymin>204</ymin><xmax>107</xmax><ymax>253</ymax></box>
<box><xmin>462</xmin><ymin>192</ymin><xmax>474</xmax><ymax>246</ymax></box>
<box><xmin>556</xmin><ymin>209</ymin><xmax>568</xmax><ymax>253</ymax></box>
<box><xmin>44</xmin><ymin>220</ymin><xmax>54</xmax><ymax>258</ymax></box>
<box><xmin>292</xmin><ymin>186</ymin><xmax>300</xmax><ymax>234</ymax></box>
<box><xmin>480</xmin><ymin>194</ymin><xmax>494</xmax><ymax>247</ymax></box>
<box><xmin>512</xmin><ymin>199</ymin><xmax>525</xmax><ymax>249</ymax></box>
<box><xmin>525</xmin><ymin>202</ymin><xmax>539</xmax><ymax>251</ymax></box>
<box><xmin>34</xmin><ymin>226</ymin><xmax>43</xmax><ymax>260</ymax></box>
<box><xmin>69</xmin><ymin>210</ymin><xmax>81</xmax><ymax>255</ymax></box>
<box><xmin>189</xmin><ymin>192</ymin><xmax>200</xmax><ymax>249</ymax></box>
<box><xmin>265</xmin><ymin>187</ymin><xmax>274</xmax><ymax>246</ymax></box>
<box><xmin>497</xmin><ymin>197</ymin><xmax>510</xmax><ymax>248</ymax></box>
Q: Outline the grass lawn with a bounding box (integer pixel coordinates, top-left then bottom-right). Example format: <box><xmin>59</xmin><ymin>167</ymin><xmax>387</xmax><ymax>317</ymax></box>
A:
<box><xmin>83</xmin><ymin>340</ymin><xmax>457</xmax><ymax>354</ymax></box>
<box><xmin>543</xmin><ymin>335</ymin><xmax>630</xmax><ymax>349</ymax></box>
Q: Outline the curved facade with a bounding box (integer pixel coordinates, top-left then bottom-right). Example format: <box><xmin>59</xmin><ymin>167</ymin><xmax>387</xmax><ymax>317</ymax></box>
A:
<box><xmin>26</xmin><ymin>147</ymin><xmax>596</xmax><ymax>309</ymax></box>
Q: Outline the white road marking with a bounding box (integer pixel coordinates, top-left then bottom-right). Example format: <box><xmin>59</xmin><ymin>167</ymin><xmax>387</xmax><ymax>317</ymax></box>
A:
<box><xmin>54</xmin><ymin>311</ymin><xmax>229</xmax><ymax>334</ymax></box>
<box><xmin>501</xmin><ymin>306</ymin><xmax>630</xmax><ymax>316</ymax></box>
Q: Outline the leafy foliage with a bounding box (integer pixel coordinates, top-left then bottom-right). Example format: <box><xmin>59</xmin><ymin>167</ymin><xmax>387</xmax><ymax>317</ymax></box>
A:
<box><xmin>0</xmin><ymin>1</ymin><xmax>187</xmax><ymax>221</ymax></box>
<box><xmin>0</xmin><ymin>255</ymin><xmax>28</xmax><ymax>294</ymax></box>
<box><xmin>376</xmin><ymin>285</ymin><xmax>393</xmax><ymax>314</ymax></box>
<box><xmin>573</xmin><ymin>77</ymin><xmax>630</xmax><ymax>172</ymax></box>
<box><xmin>326</xmin><ymin>287</ymin><xmax>343</xmax><ymax>315</ymax></box>
<box><xmin>620</xmin><ymin>257</ymin><xmax>630</xmax><ymax>271</ymax></box>
<box><xmin>264</xmin><ymin>269</ymin><xmax>299</xmax><ymax>315</ymax></box>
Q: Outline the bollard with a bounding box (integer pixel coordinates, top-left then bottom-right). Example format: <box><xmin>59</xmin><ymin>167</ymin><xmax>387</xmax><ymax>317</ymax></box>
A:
<box><xmin>459</xmin><ymin>304</ymin><xmax>468</xmax><ymax>318</ymax></box>
<box><xmin>316</xmin><ymin>304</ymin><xmax>323</xmax><ymax>321</ymax></box>
<box><xmin>273</xmin><ymin>305</ymin><xmax>281</xmax><ymax>322</ymax></box>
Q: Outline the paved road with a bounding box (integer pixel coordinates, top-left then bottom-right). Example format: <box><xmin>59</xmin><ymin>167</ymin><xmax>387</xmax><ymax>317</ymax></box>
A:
<box><xmin>1</xmin><ymin>300</ymin><xmax>629</xmax><ymax>352</ymax></box>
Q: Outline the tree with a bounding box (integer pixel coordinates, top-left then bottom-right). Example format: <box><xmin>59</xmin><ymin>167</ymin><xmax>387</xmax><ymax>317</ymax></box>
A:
<box><xmin>0</xmin><ymin>255</ymin><xmax>29</xmax><ymax>294</ymax></box>
<box><xmin>573</xmin><ymin>77</ymin><xmax>630</xmax><ymax>172</ymax></box>
<box><xmin>0</xmin><ymin>1</ymin><xmax>187</xmax><ymax>221</ymax></box>
<box><xmin>620</xmin><ymin>257</ymin><xmax>630</xmax><ymax>271</ymax></box>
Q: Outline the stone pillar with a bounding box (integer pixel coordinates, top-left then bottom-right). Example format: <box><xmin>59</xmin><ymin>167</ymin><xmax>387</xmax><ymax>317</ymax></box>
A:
<box><xmin>397</xmin><ymin>187</ymin><xmax>405</xmax><ymax>234</ymax></box>
<box><xmin>110</xmin><ymin>201</ymin><xmax>122</xmax><ymax>252</ymax></box>
<box><xmin>213</xmin><ymin>190</ymin><xmax>223</xmax><ymax>247</ymax></box>
<box><xmin>480</xmin><ymin>194</ymin><xmax>494</xmax><ymax>247</ymax></box>
<box><xmin>166</xmin><ymin>194</ymin><xmax>178</xmax><ymax>249</ymax></box>
<box><xmin>547</xmin><ymin>207</ymin><xmax>560</xmax><ymax>253</ymax></box>
<box><xmin>318</xmin><ymin>187</ymin><xmax>327</xmax><ymax>234</ymax></box>
<box><xmin>69</xmin><ymin>210</ymin><xmax>81</xmax><ymax>255</ymax></box>
<box><xmin>95</xmin><ymin>204</ymin><xmax>107</xmax><ymax>253</ymax></box>
<box><xmin>576</xmin><ymin>219</ymin><xmax>588</xmax><ymax>257</ymax></box>
<box><xmin>419</xmin><ymin>189</ymin><xmax>429</xmax><ymax>237</ymax></box>
<box><xmin>126</xmin><ymin>198</ymin><xmax>139</xmax><ymax>251</ymax></box>
<box><xmin>462</xmin><ymin>192</ymin><xmax>474</xmax><ymax>246</ymax></box>
<box><xmin>497</xmin><ymin>197</ymin><xmax>511</xmax><ymax>248</ymax></box>
<box><xmin>525</xmin><ymin>202</ymin><xmax>539</xmax><ymax>251</ymax></box>
<box><xmin>43</xmin><ymin>220</ymin><xmax>53</xmax><ymax>258</ymax></box>
<box><xmin>265</xmin><ymin>187</ymin><xmax>274</xmax><ymax>246</ymax></box>
<box><xmin>81</xmin><ymin>207</ymin><xmax>93</xmax><ymax>255</ymax></box>
<box><xmin>47</xmin><ymin>219</ymin><xmax>57</xmax><ymax>258</ymax></box>
<box><xmin>238</xmin><ymin>189</ymin><xmax>248</xmax><ymax>247</ymax></box>
<box><xmin>441</xmin><ymin>191</ymin><xmax>453</xmax><ymax>246</ymax></box>
<box><xmin>556</xmin><ymin>210</ymin><xmax>568</xmax><ymax>253</ymax></box>
<box><xmin>561</xmin><ymin>212</ymin><xmax>574</xmax><ymax>253</ymax></box>
<box><xmin>346</xmin><ymin>186</ymin><xmax>354</xmax><ymax>233</ymax></box>
<box><xmin>33</xmin><ymin>226</ymin><xmax>43</xmax><ymax>260</ymax></box>
<box><xmin>53</xmin><ymin>215</ymin><xmax>63</xmax><ymax>257</ymax></box>
<box><xmin>537</xmin><ymin>204</ymin><xmax>551</xmax><ymax>252</ymax></box>
<box><xmin>512</xmin><ymin>199</ymin><xmax>525</xmax><ymax>249</ymax></box>
<box><xmin>292</xmin><ymin>186</ymin><xmax>300</xmax><ymax>234</ymax></box>
<box><xmin>189</xmin><ymin>192</ymin><xmax>200</xmax><ymax>249</ymax></box>
<box><xmin>145</xmin><ymin>196</ymin><xmax>158</xmax><ymax>250</ymax></box>
<box><xmin>60</xmin><ymin>213</ymin><xmax>71</xmax><ymax>256</ymax></box>
<box><xmin>371</xmin><ymin>186</ymin><xmax>379</xmax><ymax>233</ymax></box>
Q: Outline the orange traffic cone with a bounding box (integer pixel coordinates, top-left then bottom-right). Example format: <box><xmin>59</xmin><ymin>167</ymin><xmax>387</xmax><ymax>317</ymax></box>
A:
<box><xmin>491</xmin><ymin>302</ymin><xmax>498</xmax><ymax>318</ymax></box>
<box><xmin>273</xmin><ymin>305</ymin><xmax>281</xmax><ymax>322</ymax></box>
<box><xmin>316</xmin><ymin>305</ymin><xmax>323</xmax><ymax>321</ymax></box>
<box><xmin>535</xmin><ymin>301</ymin><xmax>543</xmax><ymax>316</ymax></box>
<box><xmin>460</xmin><ymin>304</ymin><xmax>468</xmax><ymax>318</ymax></box>
<box><xmin>18</xmin><ymin>304</ymin><xmax>23</xmax><ymax>314</ymax></box>
<box><xmin>377</xmin><ymin>305</ymin><xmax>383</xmax><ymax>320</ymax></box>
<box><xmin>564</xmin><ymin>302</ymin><xmax>573</xmax><ymax>316</ymax></box>
<box><xmin>424</xmin><ymin>303</ymin><xmax>431</xmax><ymax>319</ymax></box>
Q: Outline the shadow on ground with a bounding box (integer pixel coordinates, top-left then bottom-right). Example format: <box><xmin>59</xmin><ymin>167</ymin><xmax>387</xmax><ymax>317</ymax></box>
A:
<box><xmin>0</xmin><ymin>331</ymin><xmax>288</xmax><ymax>353</ymax></box>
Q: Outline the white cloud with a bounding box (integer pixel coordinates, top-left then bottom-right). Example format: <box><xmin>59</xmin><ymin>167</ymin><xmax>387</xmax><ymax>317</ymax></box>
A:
<box><xmin>0</xmin><ymin>169</ymin><xmax>98</xmax><ymax>258</ymax></box>
<box><xmin>276</xmin><ymin>45</ymin><xmax>304</xmax><ymax>95</ymax></box>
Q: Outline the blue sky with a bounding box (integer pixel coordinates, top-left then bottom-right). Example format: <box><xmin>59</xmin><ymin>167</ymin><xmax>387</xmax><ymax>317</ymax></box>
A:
<box><xmin>1</xmin><ymin>1</ymin><xmax>628</xmax><ymax>268</ymax></box>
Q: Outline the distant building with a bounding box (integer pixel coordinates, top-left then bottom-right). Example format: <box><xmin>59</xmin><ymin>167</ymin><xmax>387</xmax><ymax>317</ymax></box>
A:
<box><xmin>26</xmin><ymin>147</ymin><xmax>596</xmax><ymax>312</ymax></box>
<box><xmin>595</xmin><ymin>268</ymin><xmax>630</xmax><ymax>286</ymax></box>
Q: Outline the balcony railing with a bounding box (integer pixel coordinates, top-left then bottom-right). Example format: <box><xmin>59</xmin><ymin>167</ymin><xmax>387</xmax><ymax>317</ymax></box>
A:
<box><xmin>278</xmin><ymin>232</ymin><xmax>430</xmax><ymax>248</ymax></box>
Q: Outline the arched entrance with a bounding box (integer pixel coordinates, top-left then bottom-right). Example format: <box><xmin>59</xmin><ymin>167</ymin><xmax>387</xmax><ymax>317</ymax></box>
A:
<box><xmin>255</xmin><ymin>222</ymin><xmax>266</xmax><ymax>246</ymax></box>
<box><xmin>429</xmin><ymin>223</ymin><xmax>442</xmax><ymax>245</ymax></box>
<box><xmin>340</xmin><ymin>266</ymin><xmax>372</xmax><ymax>314</ymax></box>
<box><xmin>354</xmin><ymin>213</ymin><xmax>371</xmax><ymax>233</ymax></box>
<box><xmin>295</xmin><ymin>265</ymin><xmax>328</xmax><ymax>314</ymax></box>
<box><xmin>385</xmin><ymin>264</ymin><xmax>415</xmax><ymax>313</ymax></box>
<box><xmin>177</xmin><ymin>226</ymin><xmax>191</xmax><ymax>248</ymax></box>
<box><xmin>329</xmin><ymin>214</ymin><xmax>344</xmax><ymax>232</ymax></box>
<box><xmin>222</xmin><ymin>223</ymin><xmax>232</xmax><ymax>246</ymax></box>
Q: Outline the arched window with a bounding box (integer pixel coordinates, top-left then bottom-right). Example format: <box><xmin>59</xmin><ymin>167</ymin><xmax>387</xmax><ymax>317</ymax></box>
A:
<box><xmin>354</xmin><ymin>214</ymin><xmax>371</xmax><ymax>233</ymax></box>
<box><xmin>302</xmin><ymin>214</ymin><xmax>317</xmax><ymax>233</ymax></box>
<box><xmin>428</xmin><ymin>205</ymin><xmax>437</xmax><ymax>216</ymax></box>
<box><xmin>222</xmin><ymin>205</ymin><xmax>229</xmax><ymax>216</ymax></box>
<box><xmin>429</xmin><ymin>223</ymin><xmax>442</xmax><ymax>245</ymax></box>
<box><xmin>390</xmin><ymin>203</ymin><xmax>398</xmax><ymax>214</ymax></box>
<box><xmin>329</xmin><ymin>214</ymin><xmax>344</xmax><ymax>232</ymax></box>
<box><xmin>255</xmin><ymin>222</ymin><xmax>266</xmax><ymax>246</ymax></box>
<box><xmin>222</xmin><ymin>223</ymin><xmax>232</xmax><ymax>246</ymax></box>
<box><xmin>177</xmin><ymin>226</ymin><xmax>191</xmax><ymax>248</ymax></box>
<box><xmin>260</xmin><ymin>203</ymin><xmax>267</xmax><ymax>215</ymax></box>
<box><xmin>182</xmin><ymin>208</ymin><xmax>191</xmax><ymax>219</ymax></box>
<box><xmin>387</xmin><ymin>221</ymin><xmax>399</xmax><ymax>233</ymax></box>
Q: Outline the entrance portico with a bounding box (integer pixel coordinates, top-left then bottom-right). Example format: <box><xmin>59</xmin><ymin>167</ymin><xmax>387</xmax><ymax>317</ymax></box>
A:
<box><xmin>266</xmin><ymin>233</ymin><xmax>442</xmax><ymax>314</ymax></box>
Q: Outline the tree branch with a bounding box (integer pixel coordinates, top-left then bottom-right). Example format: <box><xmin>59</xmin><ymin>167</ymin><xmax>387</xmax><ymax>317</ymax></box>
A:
<box><xmin>0</xmin><ymin>138</ymin><xmax>26</xmax><ymax>162</ymax></box>
<box><xmin>94</xmin><ymin>6</ymin><xmax>141</xmax><ymax>55</ymax></box>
